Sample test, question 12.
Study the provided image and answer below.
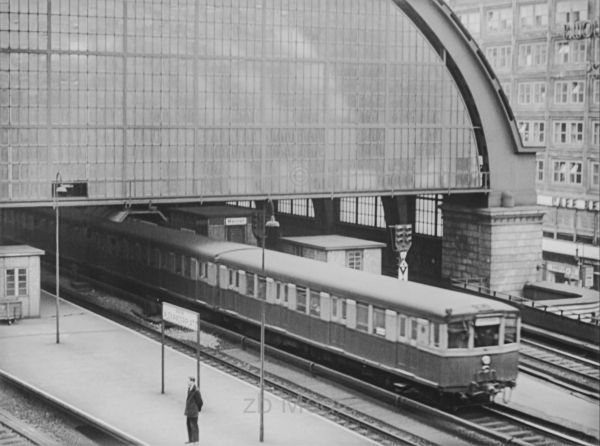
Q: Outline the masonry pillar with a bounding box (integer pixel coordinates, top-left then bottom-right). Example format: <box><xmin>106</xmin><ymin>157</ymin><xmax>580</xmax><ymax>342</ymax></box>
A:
<box><xmin>442</xmin><ymin>202</ymin><xmax>545</xmax><ymax>295</ymax></box>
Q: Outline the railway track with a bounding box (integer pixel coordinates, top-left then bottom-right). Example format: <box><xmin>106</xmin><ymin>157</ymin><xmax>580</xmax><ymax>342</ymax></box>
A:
<box><xmin>460</xmin><ymin>404</ymin><xmax>597</xmax><ymax>446</ymax></box>
<box><xmin>0</xmin><ymin>408</ymin><xmax>57</xmax><ymax>446</ymax></box>
<box><xmin>0</xmin><ymin>372</ymin><xmax>136</xmax><ymax>446</ymax></box>
<box><xmin>42</xmin><ymin>271</ymin><xmax>600</xmax><ymax>446</ymax></box>
<box><xmin>520</xmin><ymin>339</ymin><xmax>600</xmax><ymax>400</ymax></box>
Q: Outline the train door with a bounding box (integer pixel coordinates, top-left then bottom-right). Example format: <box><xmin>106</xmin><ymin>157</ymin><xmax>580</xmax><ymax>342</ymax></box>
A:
<box><xmin>415</xmin><ymin>318</ymin><xmax>429</xmax><ymax>345</ymax></box>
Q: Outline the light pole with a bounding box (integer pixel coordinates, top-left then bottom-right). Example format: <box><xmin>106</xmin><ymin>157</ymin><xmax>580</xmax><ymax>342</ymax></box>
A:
<box><xmin>255</xmin><ymin>201</ymin><xmax>279</xmax><ymax>443</ymax></box>
<box><xmin>53</xmin><ymin>172</ymin><xmax>67</xmax><ymax>344</ymax></box>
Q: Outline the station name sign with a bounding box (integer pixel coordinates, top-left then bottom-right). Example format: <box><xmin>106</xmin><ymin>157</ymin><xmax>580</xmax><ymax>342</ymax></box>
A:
<box><xmin>563</xmin><ymin>20</ymin><xmax>599</xmax><ymax>40</ymax></box>
<box><xmin>225</xmin><ymin>217</ymin><xmax>247</xmax><ymax>226</ymax></box>
<box><xmin>162</xmin><ymin>302</ymin><xmax>198</xmax><ymax>331</ymax></box>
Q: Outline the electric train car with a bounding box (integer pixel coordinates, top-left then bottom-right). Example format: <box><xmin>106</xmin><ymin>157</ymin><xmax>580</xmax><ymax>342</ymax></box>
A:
<box><xmin>1</xmin><ymin>207</ymin><xmax>520</xmax><ymax>402</ymax></box>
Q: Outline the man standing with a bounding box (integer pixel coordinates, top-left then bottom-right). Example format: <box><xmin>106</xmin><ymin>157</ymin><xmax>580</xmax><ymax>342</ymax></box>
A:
<box><xmin>185</xmin><ymin>376</ymin><xmax>203</xmax><ymax>444</ymax></box>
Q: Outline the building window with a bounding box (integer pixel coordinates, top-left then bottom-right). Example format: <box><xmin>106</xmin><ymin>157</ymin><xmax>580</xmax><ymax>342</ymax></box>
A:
<box><xmin>226</xmin><ymin>201</ymin><xmax>256</xmax><ymax>208</ymax></box>
<box><xmin>593</xmin><ymin>121</ymin><xmax>600</xmax><ymax>147</ymax></box>
<box><xmin>554</xmin><ymin>80</ymin><xmax>585</xmax><ymax>104</ymax></box>
<box><xmin>486</xmin><ymin>8</ymin><xmax>512</xmax><ymax>33</ymax></box>
<box><xmin>277</xmin><ymin>199</ymin><xmax>314</xmax><ymax>218</ymax></box>
<box><xmin>457</xmin><ymin>11</ymin><xmax>481</xmax><ymax>35</ymax></box>
<box><xmin>555</xmin><ymin>41</ymin><xmax>587</xmax><ymax>65</ymax></box>
<box><xmin>591</xmin><ymin>162</ymin><xmax>600</xmax><ymax>188</ymax></box>
<box><xmin>485</xmin><ymin>45</ymin><xmax>512</xmax><ymax>71</ymax></box>
<box><xmin>556</xmin><ymin>0</ymin><xmax>588</xmax><ymax>25</ymax></box>
<box><xmin>536</xmin><ymin>159</ymin><xmax>545</xmax><ymax>182</ymax></box>
<box><xmin>518</xmin><ymin>42</ymin><xmax>547</xmax><ymax>68</ymax></box>
<box><xmin>593</xmin><ymin>79</ymin><xmax>600</xmax><ymax>104</ymax></box>
<box><xmin>519</xmin><ymin>120</ymin><xmax>546</xmax><ymax>146</ymax></box>
<box><xmin>569</xmin><ymin>162</ymin><xmax>582</xmax><ymax>184</ymax></box>
<box><xmin>415</xmin><ymin>194</ymin><xmax>443</xmax><ymax>237</ymax></box>
<box><xmin>519</xmin><ymin>3</ymin><xmax>548</xmax><ymax>29</ymax></box>
<box><xmin>346</xmin><ymin>250</ymin><xmax>363</xmax><ymax>270</ymax></box>
<box><xmin>6</xmin><ymin>268</ymin><xmax>27</xmax><ymax>297</ymax></box>
<box><xmin>552</xmin><ymin>160</ymin><xmax>582</xmax><ymax>184</ymax></box>
<box><xmin>339</xmin><ymin>196</ymin><xmax>385</xmax><ymax>228</ymax></box>
<box><xmin>517</xmin><ymin>82</ymin><xmax>546</xmax><ymax>105</ymax></box>
<box><xmin>553</xmin><ymin>121</ymin><xmax>584</xmax><ymax>145</ymax></box>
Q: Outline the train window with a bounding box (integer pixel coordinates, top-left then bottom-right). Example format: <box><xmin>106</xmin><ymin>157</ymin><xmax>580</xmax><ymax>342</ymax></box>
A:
<box><xmin>309</xmin><ymin>290</ymin><xmax>320</xmax><ymax>317</ymax></box>
<box><xmin>175</xmin><ymin>255</ymin><xmax>183</xmax><ymax>275</ymax></box>
<box><xmin>274</xmin><ymin>282</ymin><xmax>281</xmax><ymax>302</ymax></box>
<box><xmin>110</xmin><ymin>237</ymin><xmax>119</xmax><ymax>256</ymax></box>
<box><xmin>504</xmin><ymin>316</ymin><xmax>517</xmax><ymax>344</ymax></box>
<box><xmin>257</xmin><ymin>276</ymin><xmax>266</xmax><ymax>299</ymax></box>
<box><xmin>398</xmin><ymin>315</ymin><xmax>407</xmax><ymax>339</ymax></box>
<box><xmin>431</xmin><ymin>323</ymin><xmax>440</xmax><ymax>347</ymax></box>
<box><xmin>331</xmin><ymin>295</ymin><xmax>346</xmax><ymax>322</ymax></box>
<box><xmin>199</xmin><ymin>262</ymin><xmax>208</xmax><ymax>279</ymax></box>
<box><xmin>296</xmin><ymin>286</ymin><xmax>307</xmax><ymax>313</ymax></box>
<box><xmin>247</xmin><ymin>273</ymin><xmax>255</xmax><ymax>297</ymax></box>
<box><xmin>133</xmin><ymin>243</ymin><xmax>141</xmax><ymax>262</ymax></box>
<box><xmin>190</xmin><ymin>258</ymin><xmax>199</xmax><ymax>279</ymax></box>
<box><xmin>372</xmin><ymin>307</ymin><xmax>386</xmax><ymax>336</ymax></box>
<box><xmin>474</xmin><ymin>318</ymin><xmax>500</xmax><ymax>347</ymax></box>
<box><xmin>151</xmin><ymin>249</ymin><xmax>161</xmax><ymax>268</ymax></box>
<box><xmin>183</xmin><ymin>257</ymin><xmax>191</xmax><ymax>278</ymax></box>
<box><xmin>356</xmin><ymin>303</ymin><xmax>369</xmax><ymax>332</ymax></box>
<box><xmin>448</xmin><ymin>321</ymin><xmax>469</xmax><ymax>348</ymax></box>
<box><xmin>276</xmin><ymin>282</ymin><xmax>287</xmax><ymax>303</ymax></box>
<box><xmin>410</xmin><ymin>319</ymin><xmax>418</xmax><ymax>340</ymax></box>
<box><xmin>167</xmin><ymin>253</ymin><xmax>176</xmax><ymax>272</ymax></box>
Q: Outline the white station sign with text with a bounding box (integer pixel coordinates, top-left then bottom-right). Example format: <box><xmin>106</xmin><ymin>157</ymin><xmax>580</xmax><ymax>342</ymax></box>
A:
<box><xmin>162</xmin><ymin>302</ymin><xmax>198</xmax><ymax>331</ymax></box>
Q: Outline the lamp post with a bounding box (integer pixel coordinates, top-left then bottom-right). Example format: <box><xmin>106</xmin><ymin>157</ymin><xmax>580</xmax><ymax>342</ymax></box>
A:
<box><xmin>254</xmin><ymin>201</ymin><xmax>279</xmax><ymax>443</ymax></box>
<box><xmin>53</xmin><ymin>172</ymin><xmax>67</xmax><ymax>344</ymax></box>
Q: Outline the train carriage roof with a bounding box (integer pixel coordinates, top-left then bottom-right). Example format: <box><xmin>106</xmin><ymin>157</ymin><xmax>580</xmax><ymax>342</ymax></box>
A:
<box><xmin>59</xmin><ymin>209</ymin><xmax>518</xmax><ymax>320</ymax></box>
<box><xmin>216</xmin><ymin>248</ymin><xmax>518</xmax><ymax>319</ymax></box>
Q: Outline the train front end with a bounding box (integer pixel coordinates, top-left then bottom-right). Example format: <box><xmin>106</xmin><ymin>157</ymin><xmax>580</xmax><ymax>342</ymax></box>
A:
<box><xmin>443</xmin><ymin>310</ymin><xmax>520</xmax><ymax>403</ymax></box>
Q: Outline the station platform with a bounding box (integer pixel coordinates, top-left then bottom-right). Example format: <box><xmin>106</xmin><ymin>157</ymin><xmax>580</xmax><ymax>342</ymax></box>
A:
<box><xmin>0</xmin><ymin>292</ymin><xmax>375</xmax><ymax>446</ymax></box>
<box><xmin>497</xmin><ymin>372</ymin><xmax>600</xmax><ymax>440</ymax></box>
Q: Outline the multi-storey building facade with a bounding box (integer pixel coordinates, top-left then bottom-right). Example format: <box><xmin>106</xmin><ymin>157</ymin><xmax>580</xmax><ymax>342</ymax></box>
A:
<box><xmin>448</xmin><ymin>0</ymin><xmax>599</xmax><ymax>288</ymax></box>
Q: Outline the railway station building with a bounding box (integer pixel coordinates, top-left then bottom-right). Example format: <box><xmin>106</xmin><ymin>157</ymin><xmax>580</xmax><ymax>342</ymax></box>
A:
<box><xmin>447</xmin><ymin>0</ymin><xmax>599</xmax><ymax>288</ymax></box>
<box><xmin>1</xmin><ymin>0</ymin><xmax>556</xmax><ymax>295</ymax></box>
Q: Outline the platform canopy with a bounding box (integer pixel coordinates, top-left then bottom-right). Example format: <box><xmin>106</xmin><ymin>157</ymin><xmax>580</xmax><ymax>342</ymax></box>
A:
<box><xmin>0</xmin><ymin>0</ymin><xmax>534</xmax><ymax>207</ymax></box>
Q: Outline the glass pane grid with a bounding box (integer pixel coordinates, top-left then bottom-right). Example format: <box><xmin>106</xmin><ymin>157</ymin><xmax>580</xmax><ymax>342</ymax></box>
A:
<box><xmin>1</xmin><ymin>0</ymin><xmax>482</xmax><ymax>202</ymax></box>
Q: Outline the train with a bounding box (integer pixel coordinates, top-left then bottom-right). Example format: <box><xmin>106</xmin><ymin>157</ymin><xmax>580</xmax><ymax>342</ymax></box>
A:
<box><xmin>1</xmin><ymin>206</ymin><xmax>520</xmax><ymax>403</ymax></box>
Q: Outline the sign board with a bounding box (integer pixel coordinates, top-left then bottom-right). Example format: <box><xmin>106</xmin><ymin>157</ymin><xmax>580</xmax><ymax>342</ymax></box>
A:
<box><xmin>162</xmin><ymin>302</ymin><xmax>198</xmax><ymax>331</ymax></box>
<box><xmin>51</xmin><ymin>180</ymin><xmax>88</xmax><ymax>198</ymax></box>
<box><xmin>582</xmin><ymin>265</ymin><xmax>595</xmax><ymax>288</ymax></box>
<box><xmin>225</xmin><ymin>217</ymin><xmax>247</xmax><ymax>226</ymax></box>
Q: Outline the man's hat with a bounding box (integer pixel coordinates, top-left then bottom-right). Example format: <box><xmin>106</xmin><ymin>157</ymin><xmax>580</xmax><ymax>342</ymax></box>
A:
<box><xmin>189</xmin><ymin>377</ymin><xmax>195</xmax><ymax>382</ymax></box>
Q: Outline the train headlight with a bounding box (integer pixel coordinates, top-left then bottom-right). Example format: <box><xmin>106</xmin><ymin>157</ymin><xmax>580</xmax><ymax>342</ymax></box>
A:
<box><xmin>481</xmin><ymin>355</ymin><xmax>491</xmax><ymax>366</ymax></box>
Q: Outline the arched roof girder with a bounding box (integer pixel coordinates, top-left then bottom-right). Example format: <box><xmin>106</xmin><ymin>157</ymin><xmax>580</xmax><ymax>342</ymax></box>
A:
<box><xmin>394</xmin><ymin>0</ymin><xmax>538</xmax><ymax>207</ymax></box>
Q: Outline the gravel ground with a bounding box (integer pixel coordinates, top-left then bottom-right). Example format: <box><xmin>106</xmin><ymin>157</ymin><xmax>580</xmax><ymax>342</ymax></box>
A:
<box><xmin>0</xmin><ymin>377</ymin><xmax>98</xmax><ymax>446</ymax></box>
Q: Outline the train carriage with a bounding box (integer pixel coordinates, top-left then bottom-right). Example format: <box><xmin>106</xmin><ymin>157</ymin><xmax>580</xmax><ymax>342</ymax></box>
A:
<box><xmin>215</xmin><ymin>247</ymin><xmax>519</xmax><ymax>398</ymax></box>
<box><xmin>1</xmin><ymin>207</ymin><xmax>519</xmax><ymax>402</ymax></box>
